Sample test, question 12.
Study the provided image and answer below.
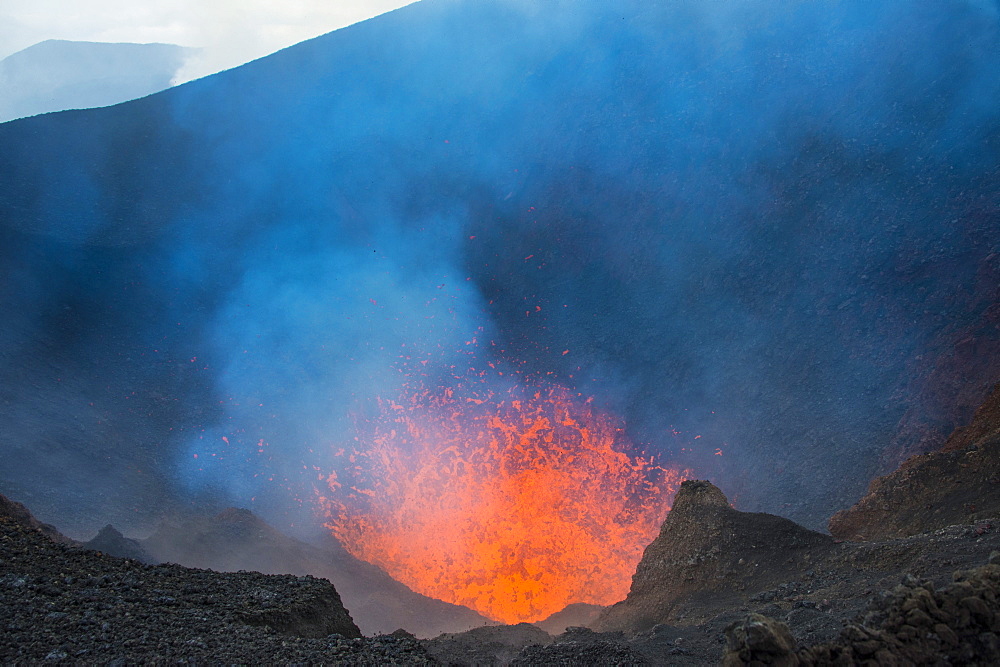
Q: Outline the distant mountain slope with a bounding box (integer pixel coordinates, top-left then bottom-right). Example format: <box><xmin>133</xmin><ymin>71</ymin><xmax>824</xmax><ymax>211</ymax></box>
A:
<box><xmin>142</xmin><ymin>507</ymin><xmax>493</xmax><ymax>637</ymax></box>
<box><xmin>0</xmin><ymin>40</ymin><xmax>195</xmax><ymax>122</ymax></box>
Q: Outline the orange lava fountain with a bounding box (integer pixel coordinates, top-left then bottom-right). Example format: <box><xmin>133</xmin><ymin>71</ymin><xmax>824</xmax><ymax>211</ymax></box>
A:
<box><xmin>317</xmin><ymin>384</ymin><xmax>688</xmax><ymax>624</ymax></box>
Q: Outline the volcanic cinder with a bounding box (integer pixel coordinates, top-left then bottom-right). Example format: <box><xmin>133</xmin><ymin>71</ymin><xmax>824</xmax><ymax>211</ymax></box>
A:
<box><xmin>1</xmin><ymin>0</ymin><xmax>999</xmax><ymax>628</ymax></box>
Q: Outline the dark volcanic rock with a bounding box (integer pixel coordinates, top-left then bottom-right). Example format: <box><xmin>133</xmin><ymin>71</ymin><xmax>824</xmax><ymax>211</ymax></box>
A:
<box><xmin>713</xmin><ymin>560</ymin><xmax>1000</xmax><ymax>666</ymax></box>
<box><xmin>238</xmin><ymin>581</ymin><xmax>361</xmax><ymax>640</ymax></box>
<box><xmin>831</xmin><ymin>383</ymin><xmax>1000</xmax><ymax>541</ymax></box>
<box><xmin>597</xmin><ymin>480</ymin><xmax>834</xmax><ymax>632</ymax></box>
<box><xmin>722</xmin><ymin>614</ymin><xmax>798</xmax><ymax>666</ymax></box>
<box><xmin>0</xmin><ymin>514</ymin><xmax>454</xmax><ymax>663</ymax></box>
<box><xmin>83</xmin><ymin>524</ymin><xmax>153</xmax><ymax>562</ymax></box>
<box><xmin>6</xmin><ymin>474</ymin><xmax>1000</xmax><ymax>664</ymax></box>
<box><xmin>511</xmin><ymin>639</ymin><xmax>650</xmax><ymax>666</ymax></box>
<box><xmin>798</xmin><ymin>563</ymin><xmax>1000</xmax><ymax>664</ymax></box>
<box><xmin>422</xmin><ymin>622</ymin><xmax>552</xmax><ymax>665</ymax></box>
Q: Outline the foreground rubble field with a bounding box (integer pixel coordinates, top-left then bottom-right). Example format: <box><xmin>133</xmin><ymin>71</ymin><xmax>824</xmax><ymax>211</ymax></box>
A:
<box><xmin>0</xmin><ymin>514</ymin><xmax>433</xmax><ymax>664</ymax></box>
<box><xmin>3</xmin><ymin>487</ymin><xmax>999</xmax><ymax>665</ymax></box>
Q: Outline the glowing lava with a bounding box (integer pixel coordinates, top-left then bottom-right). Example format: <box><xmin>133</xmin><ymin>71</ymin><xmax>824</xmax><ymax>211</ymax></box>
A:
<box><xmin>318</xmin><ymin>384</ymin><xmax>688</xmax><ymax>624</ymax></box>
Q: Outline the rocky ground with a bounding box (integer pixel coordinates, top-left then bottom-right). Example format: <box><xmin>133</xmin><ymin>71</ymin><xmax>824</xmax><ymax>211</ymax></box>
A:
<box><xmin>3</xmin><ymin>494</ymin><xmax>998</xmax><ymax>666</ymax></box>
<box><xmin>0</xmin><ymin>508</ymin><xmax>438</xmax><ymax>664</ymax></box>
<box><xmin>4</xmin><ymin>385</ymin><xmax>1000</xmax><ymax>663</ymax></box>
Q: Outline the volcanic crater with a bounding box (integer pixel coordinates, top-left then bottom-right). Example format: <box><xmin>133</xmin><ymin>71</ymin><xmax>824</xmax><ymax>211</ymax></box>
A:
<box><xmin>3</xmin><ymin>0</ymin><xmax>1000</xmax><ymax>664</ymax></box>
<box><xmin>3</xmin><ymin>384</ymin><xmax>1000</xmax><ymax>664</ymax></box>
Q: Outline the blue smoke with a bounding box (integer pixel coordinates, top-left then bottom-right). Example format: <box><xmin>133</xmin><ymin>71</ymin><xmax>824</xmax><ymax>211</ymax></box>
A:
<box><xmin>1</xmin><ymin>0</ymin><xmax>999</xmax><ymax>534</ymax></box>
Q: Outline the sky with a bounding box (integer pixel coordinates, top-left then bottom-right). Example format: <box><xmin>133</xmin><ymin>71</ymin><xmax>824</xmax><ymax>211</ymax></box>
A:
<box><xmin>0</xmin><ymin>0</ymin><xmax>416</xmax><ymax>81</ymax></box>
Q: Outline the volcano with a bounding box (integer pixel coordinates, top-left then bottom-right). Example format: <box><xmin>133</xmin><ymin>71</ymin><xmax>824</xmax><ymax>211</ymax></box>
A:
<box><xmin>1</xmin><ymin>0</ymin><xmax>1000</xmax><ymax>643</ymax></box>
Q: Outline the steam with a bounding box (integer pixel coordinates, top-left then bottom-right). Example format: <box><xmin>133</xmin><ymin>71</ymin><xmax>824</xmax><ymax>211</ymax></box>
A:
<box><xmin>0</xmin><ymin>0</ymin><xmax>999</xmax><ymax>539</ymax></box>
<box><xmin>180</xmin><ymin>216</ymin><xmax>491</xmax><ymax>509</ymax></box>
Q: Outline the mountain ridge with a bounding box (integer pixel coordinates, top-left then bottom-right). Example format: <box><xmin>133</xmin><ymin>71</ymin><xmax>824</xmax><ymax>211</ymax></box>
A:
<box><xmin>0</xmin><ymin>39</ymin><xmax>196</xmax><ymax>123</ymax></box>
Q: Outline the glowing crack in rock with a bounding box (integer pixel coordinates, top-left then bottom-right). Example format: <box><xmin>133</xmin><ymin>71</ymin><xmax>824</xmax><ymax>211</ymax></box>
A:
<box><xmin>318</xmin><ymin>384</ymin><xmax>688</xmax><ymax>623</ymax></box>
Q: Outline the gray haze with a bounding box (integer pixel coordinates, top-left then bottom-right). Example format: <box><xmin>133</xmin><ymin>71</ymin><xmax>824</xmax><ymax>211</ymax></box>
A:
<box><xmin>0</xmin><ymin>40</ymin><xmax>195</xmax><ymax>123</ymax></box>
<box><xmin>0</xmin><ymin>0</ymin><xmax>416</xmax><ymax>83</ymax></box>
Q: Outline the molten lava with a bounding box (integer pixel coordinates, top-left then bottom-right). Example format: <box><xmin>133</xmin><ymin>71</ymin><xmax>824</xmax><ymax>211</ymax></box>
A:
<box><xmin>318</xmin><ymin>384</ymin><xmax>687</xmax><ymax>624</ymax></box>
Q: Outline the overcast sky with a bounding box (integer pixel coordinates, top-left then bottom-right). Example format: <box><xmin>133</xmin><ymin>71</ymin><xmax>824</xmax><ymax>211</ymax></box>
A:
<box><xmin>1</xmin><ymin>0</ymin><xmax>416</xmax><ymax>81</ymax></box>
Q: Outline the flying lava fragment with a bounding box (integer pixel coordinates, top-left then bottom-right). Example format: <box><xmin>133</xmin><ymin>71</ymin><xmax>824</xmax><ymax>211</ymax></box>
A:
<box><xmin>318</xmin><ymin>383</ymin><xmax>688</xmax><ymax>623</ymax></box>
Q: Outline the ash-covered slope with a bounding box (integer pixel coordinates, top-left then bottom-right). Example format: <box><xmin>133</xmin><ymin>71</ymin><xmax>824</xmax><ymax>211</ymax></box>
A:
<box><xmin>1</xmin><ymin>0</ymin><xmax>1000</xmax><ymax>537</ymax></box>
<box><xmin>0</xmin><ymin>496</ymin><xmax>441</xmax><ymax>664</ymax></box>
<box><xmin>944</xmin><ymin>380</ymin><xmax>1000</xmax><ymax>452</ymax></box>
<box><xmin>0</xmin><ymin>40</ymin><xmax>194</xmax><ymax>123</ymax></box>
<box><xmin>830</xmin><ymin>382</ymin><xmax>1000</xmax><ymax>541</ymax></box>
<box><xmin>142</xmin><ymin>507</ymin><xmax>492</xmax><ymax>637</ymax></box>
<box><xmin>880</xmin><ymin>303</ymin><xmax>1000</xmax><ymax>467</ymax></box>
<box><xmin>0</xmin><ymin>491</ymin><xmax>74</xmax><ymax>545</ymax></box>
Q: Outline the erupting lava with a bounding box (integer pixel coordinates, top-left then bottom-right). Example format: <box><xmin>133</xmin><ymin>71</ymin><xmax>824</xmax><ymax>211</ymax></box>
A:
<box><xmin>318</xmin><ymin>383</ymin><xmax>688</xmax><ymax>623</ymax></box>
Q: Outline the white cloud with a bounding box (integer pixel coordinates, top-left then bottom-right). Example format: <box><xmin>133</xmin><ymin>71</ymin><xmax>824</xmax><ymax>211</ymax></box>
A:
<box><xmin>1</xmin><ymin>0</ymin><xmax>416</xmax><ymax>81</ymax></box>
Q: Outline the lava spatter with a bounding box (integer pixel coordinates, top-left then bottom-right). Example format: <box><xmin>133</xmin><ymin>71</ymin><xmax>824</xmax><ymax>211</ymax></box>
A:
<box><xmin>318</xmin><ymin>383</ymin><xmax>688</xmax><ymax>623</ymax></box>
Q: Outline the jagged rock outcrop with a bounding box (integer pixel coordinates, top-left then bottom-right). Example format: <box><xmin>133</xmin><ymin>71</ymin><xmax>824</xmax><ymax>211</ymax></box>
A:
<box><xmin>83</xmin><ymin>524</ymin><xmax>153</xmax><ymax>562</ymax></box>
<box><xmin>596</xmin><ymin>481</ymin><xmax>834</xmax><ymax>631</ymax></box>
<box><xmin>831</xmin><ymin>382</ymin><xmax>1000</xmax><ymax>541</ymax></box>
<box><xmin>595</xmin><ymin>476</ymin><xmax>1000</xmax><ymax>641</ymax></box>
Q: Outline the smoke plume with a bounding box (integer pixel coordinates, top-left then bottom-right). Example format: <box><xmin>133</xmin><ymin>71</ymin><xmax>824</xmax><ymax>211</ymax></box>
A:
<box><xmin>0</xmin><ymin>0</ymin><xmax>998</xmax><ymax>539</ymax></box>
